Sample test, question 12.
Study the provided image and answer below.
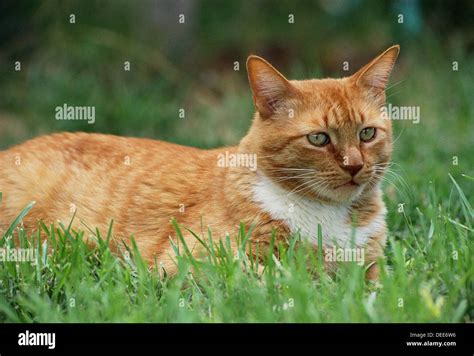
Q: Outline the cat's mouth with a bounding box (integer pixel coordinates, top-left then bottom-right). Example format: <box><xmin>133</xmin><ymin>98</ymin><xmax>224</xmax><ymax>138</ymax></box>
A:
<box><xmin>335</xmin><ymin>179</ymin><xmax>360</xmax><ymax>189</ymax></box>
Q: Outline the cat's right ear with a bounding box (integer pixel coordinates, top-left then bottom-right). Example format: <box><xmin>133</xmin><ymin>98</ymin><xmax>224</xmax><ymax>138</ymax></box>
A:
<box><xmin>246</xmin><ymin>55</ymin><xmax>294</xmax><ymax>119</ymax></box>
<box><xmin>351</xmin><ymin>45</ymin><xmax>400</xmax><ymax>104</ymax></box>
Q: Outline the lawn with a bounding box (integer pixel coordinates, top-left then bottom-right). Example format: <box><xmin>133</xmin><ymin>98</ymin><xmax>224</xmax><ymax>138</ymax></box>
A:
<box><xmin>0</xmin><ymin>1</ymin><xmax>472</xmax><ymax>323</ymax></box>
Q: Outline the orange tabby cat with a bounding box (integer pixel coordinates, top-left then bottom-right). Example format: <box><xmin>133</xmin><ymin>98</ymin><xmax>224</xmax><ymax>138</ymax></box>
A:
<box><xmin>0</xmin><ymin>45</ymin><xmax>399</xmax><ymax>279</ymax></box>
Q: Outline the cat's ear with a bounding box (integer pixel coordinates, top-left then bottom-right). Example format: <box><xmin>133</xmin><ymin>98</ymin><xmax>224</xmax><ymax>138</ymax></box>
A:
<box><xmin>351</xmin><ymin>45</ymin><xmax>400</xmax><ymax>103</ymax></box>
<box><xmin>246</xmin><ymin>55</ymin><xmax>295</xmax><ymax>118</ymax></box>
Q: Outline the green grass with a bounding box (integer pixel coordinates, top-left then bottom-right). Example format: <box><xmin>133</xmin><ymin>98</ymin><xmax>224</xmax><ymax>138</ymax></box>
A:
<box><xmin>0</xmin><ymin>172</ymin><xmax>472</xmax><ymax>322</ymax></box>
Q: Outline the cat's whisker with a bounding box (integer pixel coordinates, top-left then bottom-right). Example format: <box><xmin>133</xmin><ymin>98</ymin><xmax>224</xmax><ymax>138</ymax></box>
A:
<box><xmin>297</xmin><ymin>179</ymin><xmax>332</xmax><ymax>200</ymax></box>
<box><xmin>264</xmin><ymin>167</ymin><xmax>318</xmax><ymax>172</ymax></box>
<box><xmin>256</xmin><ymin>154</ymin><xmax>281</xmax><ymax>159</ymax></box>
<box><xmin>272</xmin><ymin>172</ymin><xmax>318</xmax><ymax>183</ymax></box>
<box><xmin>285</xmin><ymin>178</ymin><xmax>324</xmax><ymax>197</ymax></box>
<box><xmin>384</xmin><ymin>170</ymin><xmax>412</xmax><ymax>195</ymax></box>
<box><xmin>375</xmin><ymin>165</ymin><xmax>404</xmax><ymax>180</ymax></box>
<box><xmin>385</xmin><ymin>90</ymin><xmax>402</xmax><ymax>100</ymax></box>
<box><xmin>374</xmin><ymin>161</ymin><xmax>397</xmax><ymax>167</ymax></box>
<box><xmin>391</xmin><ymin>125</ymin><xmax>405</xmax><ymax>145</ymax></box>
<box><xmin>369</xmin><ymin>171</ymin><xmax>410</xmax><ymax>197</ymax></box>
<box><xmin>287</xmin><ymin>177</ymin><xmax>331</xmax><ymax>197</ymax></box>
<box><xmin>272</xmin><ymin>173</ymin><xmax>316</xmax><ymax>179</ymax></box>
<box><xmin>385</xmin><ymin>79</ymin><xmax>405</xmax><ymax>92</ymax></box>
<box><xmin>285</xmin><ymin>179</ymin><xmax>318</xmax><ymax>196</ymax></box>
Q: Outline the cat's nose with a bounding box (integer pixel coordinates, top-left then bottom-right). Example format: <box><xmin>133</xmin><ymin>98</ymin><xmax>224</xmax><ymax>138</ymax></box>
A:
<box><xmin>341</xmin><ymin>163</ymin><xmax>363</xmax><ymax>177</ymax></box>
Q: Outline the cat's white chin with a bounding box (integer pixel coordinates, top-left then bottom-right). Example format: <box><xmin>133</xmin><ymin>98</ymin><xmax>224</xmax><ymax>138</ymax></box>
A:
<box><xmin>251</xmin><ymin>174</ymin><xmax>385</xmax><ymax>248</ymax></box>
<box><xmin>317</xmin><ymin>182</ymin><xmax>365</xmax><ymax>203</ymax></box>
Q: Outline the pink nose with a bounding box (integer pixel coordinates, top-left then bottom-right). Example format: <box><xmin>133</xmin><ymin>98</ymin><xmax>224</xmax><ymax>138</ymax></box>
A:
<box><xmin>341</xmin><ymin>164</ymin><xmax>363</xmax><ymax>177</ymax></box>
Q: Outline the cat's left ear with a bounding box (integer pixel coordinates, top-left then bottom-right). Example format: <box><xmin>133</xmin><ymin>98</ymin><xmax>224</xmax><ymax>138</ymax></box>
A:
<box><xmin>351</xmin><ymin>45</ymin><xmax>400</xmax><ymax>103</ymax></box>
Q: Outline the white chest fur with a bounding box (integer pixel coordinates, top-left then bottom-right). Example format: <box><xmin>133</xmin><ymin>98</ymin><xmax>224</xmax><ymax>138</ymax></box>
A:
<box><xmin>252</xmin><ymin>174</ymin><xmax>386</xmax><ymax>248</ymax></box>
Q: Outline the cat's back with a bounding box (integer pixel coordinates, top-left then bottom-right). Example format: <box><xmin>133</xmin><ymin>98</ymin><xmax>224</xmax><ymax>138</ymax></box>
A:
<box><xmin>0</xmin><ymin>132</ymin><xmax>216</xmax><ymax>181</ymax></box>
<box><xmin>0</xmin><ymin>132</ymin><xmax>220</xmax><ymax>234</ymax></box>
<box><xmin>1</xmin><ymin>131</ymin><xmax>201</xmax><ymax>163</ymax></box>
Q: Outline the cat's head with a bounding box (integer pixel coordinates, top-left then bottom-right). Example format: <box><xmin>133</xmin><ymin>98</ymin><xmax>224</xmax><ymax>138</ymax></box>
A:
<box><xmin>243</xmin><ymin>45</ymin><xmax>399</xmax><ymax>203</ymax></box>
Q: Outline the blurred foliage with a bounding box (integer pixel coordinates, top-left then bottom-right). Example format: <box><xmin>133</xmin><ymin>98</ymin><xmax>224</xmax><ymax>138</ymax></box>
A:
<box><xmin>0</xmin><ymin>0</ymin><xmax>473</xmax><ymax>149</ymax></box>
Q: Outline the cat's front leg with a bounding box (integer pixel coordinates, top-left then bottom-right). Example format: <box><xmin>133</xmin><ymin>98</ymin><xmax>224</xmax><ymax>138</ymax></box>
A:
<box><xmin>365</xmin><ymin>230</ymin><xmax>388</xmax><ymax>281</ymax></box>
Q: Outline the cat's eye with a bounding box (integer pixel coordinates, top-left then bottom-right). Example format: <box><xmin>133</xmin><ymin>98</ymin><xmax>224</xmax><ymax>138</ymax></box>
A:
<box><xmin>360</xmin><ymin>127</ymin><xmax>376</xmax><ymax>142</ymax></box>
<box><xmin>307</xmin><ymin>132</ymin><xmax>330</xmax><ymax>147</ymax></box>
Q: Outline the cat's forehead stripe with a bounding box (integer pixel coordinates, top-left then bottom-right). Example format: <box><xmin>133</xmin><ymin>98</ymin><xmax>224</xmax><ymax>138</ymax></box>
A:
<box><xmin>322</xmin><ymin>99</ymin><xmax>367</xmax><ymax>128</ymax></box>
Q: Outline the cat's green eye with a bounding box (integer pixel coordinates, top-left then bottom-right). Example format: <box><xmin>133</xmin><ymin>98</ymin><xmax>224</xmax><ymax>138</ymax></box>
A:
<box><xmin>360</xmin><ymin>127</ymin><xmax>376</xmax><ymax>142</ymax></box>
<box><xmin>307</xmin><ymin>133</ymin><xmax>330</xmax><ymax>147</ymax></box>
